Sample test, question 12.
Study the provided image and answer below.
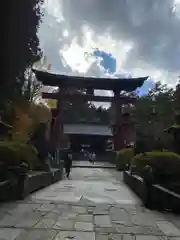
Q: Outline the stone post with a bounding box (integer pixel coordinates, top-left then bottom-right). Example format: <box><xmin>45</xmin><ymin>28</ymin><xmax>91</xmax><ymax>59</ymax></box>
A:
<box><xmin>142</xmin><ymin>165</ymin><xmax>154</xmax><ymax>209</ymax></box>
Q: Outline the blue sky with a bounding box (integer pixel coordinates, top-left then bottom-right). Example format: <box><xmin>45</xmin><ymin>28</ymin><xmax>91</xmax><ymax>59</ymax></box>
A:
<box><xmin>93</xmin><ymin>49</ymin><xmax>117</xmax><ymax>74</ymax></box>
<box><xmin>136</xmin><ymin>78</ymin><xmax>155</xmax><ymax>96</ymax></box>
<box><xmin>93</xmin><ymin>49</ymin><xmax>155</xmax><ymax>96</ymax></box>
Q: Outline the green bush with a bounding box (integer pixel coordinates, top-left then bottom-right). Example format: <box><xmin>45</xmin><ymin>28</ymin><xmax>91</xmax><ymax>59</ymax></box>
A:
<box><xmin>0</xmin><ymin>141</ymin><xmax>38</xmax><ymax>169</ymax></box>
<box><xmin>131</xmin><ymin>151</ymin><xmax>180</xmax><ymax>183</ymax></box>
<box><xmin>116</xmin><ymin>148</ymin><xmax>134</xmax><ymax>170</ymax></box>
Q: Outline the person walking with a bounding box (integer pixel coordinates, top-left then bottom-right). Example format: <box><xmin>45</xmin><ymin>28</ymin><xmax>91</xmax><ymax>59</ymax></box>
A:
<box><xmin>92</xmin><ymin>152</ymin><xmax>96</xmax><ymax>164</ymax></box>
<box><xmin>89</xmin><ymin>152</ymin><xmax>96</xmax><ymax>164</ymax></box>
<box><xmin>64</xmin><ymin>150</ymin><xmax>72</xmax><ymax>179</ymax></box>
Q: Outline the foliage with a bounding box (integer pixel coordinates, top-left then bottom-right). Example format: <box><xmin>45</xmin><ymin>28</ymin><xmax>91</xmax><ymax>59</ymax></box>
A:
<box><xmin>134</xmin><ymin>83</ymin><xmax>174</xmax><ymax>142</ymax></box>
<box><xmin>0</xmin><ymin>121</ymin><xmax>13</xmax><ymax>140</ymax></box>
<box><xmin>131</xmin><ymin>151</ymin><xmax>180</xmax><ymax>183</ymax></box>
<box><xmin>129</xmin><ymin>81</ymin><xmax>180</xmax><ymax>151</ymax></box>
<box><xmin>11</xmin><ymin>105</ymin><xmax>34</xmax><ymax>142</ymax></box>
<box><xmin>64</xmin><ymin>104</ymin><xmax>110</xmax><ymax>124</ymax></box>
<box><xmin>29</xmin><ymin>103</ymin><xmax>52</xmax><ymax>124</ymax></box>
<box><xmin>22</xmin><ymin>69</ymin><xmax>42</xmax><ymax>102</ymax></box>
<box><xmin>61</xmin><ymin>87</ymin><xmax>110</xmax><ymax>124</ymax></box>
<box><xmin>116</xmin><ymin>148</ymin><xmax>134</xmax><ymax>170</ymax></box>
<box><xmin>0</xmin><ymin>141</ymin><xmax>38</xmax><ymax>169</ymax></box>
<box><xmin>11</xmin><ymin>101</ymin><xmax>51</xmax><ymax>143</ymax></box>
<box><xmin>1</xmin><ymin>0</ymin><xmax>43</xmax><ymax>108</ymax></box>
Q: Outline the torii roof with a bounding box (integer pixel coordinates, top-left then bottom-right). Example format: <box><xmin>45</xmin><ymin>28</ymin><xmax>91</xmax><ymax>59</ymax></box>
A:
<box><xmin>33</xmin><ymin>69</ymin><xmax>148</xmax><ymax>92</ymax></box>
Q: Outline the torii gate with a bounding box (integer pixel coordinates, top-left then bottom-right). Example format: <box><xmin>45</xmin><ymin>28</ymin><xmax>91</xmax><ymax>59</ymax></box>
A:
<box><xmin>33</xmin><ymin>70</ymin><xmax>147</xmax><ymax>151</ymax></box>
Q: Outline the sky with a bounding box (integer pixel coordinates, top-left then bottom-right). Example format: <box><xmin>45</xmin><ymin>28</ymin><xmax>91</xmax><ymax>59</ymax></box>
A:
<box><xmin>38</xmin><ymin>0</ymin><xmax>180</xmax><ymax>97</ymax></box>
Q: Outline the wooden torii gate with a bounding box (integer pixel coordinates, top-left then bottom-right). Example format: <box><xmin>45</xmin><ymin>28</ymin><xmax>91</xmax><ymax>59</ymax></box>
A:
<box><xmin>33</xmin><ymin>70</ymin><xmax>148</xmax><ymax>151</ymax></box>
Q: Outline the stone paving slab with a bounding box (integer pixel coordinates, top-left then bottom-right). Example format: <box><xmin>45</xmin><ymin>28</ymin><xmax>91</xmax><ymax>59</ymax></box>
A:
<box><xmin>16</xmin><ymin>229</ymin><xmax>58</xmax><ymax>240</ymax></box>
<box><xmin>1</xmin><ymin>167</ymin><xmax>180</xmax><ymax>239</ymax></box>
<box><xmin>0</xmin><ymin>228</ymin><xmax>23</xmax><ymax>240</ymax></box>
<box><xmin>0</xmin><ymin>200</ymin><xmax>179</xmax><ymax>239</ymax></box>
<box><xmin>76</xmin><ymin>214</ymin><xmax>93</xmax><ymax>222</ymax></box>
<box><xmin>95</xmin><ymin>215</ymin><xmax>112</xmax><ymax>227</ymax></box>
<box><xmin>75</xmin><ymin>221</ymin><xmax>93</xmax><ymax>231</ymax></box>
<box><xmin>135</xmin><ymin>236</ymin><xmax>160</xmax><ymax>240</ymax></box>
<box><xmin>55</xmin><ymin>230</ymin><xmax>95</xmax><ymax>240</ymax></box>
<box><xmin>156</xmin><ymin>221</ymin><xmax>180</xmax><ymax>236</ymax></box>
<box><xmin>169</xmin><ymin>237</ymin><xmax>180</xmax><ymax>240</ymax></box>
<box><xmin>110</xmin><ymin>207</ymin><xmax>132</xmax><ymax>225</ymax></box>
<box><xmin>95</xmin><ymin>233</ymin><xmax>132</xmax><ymax>240</ymax></box>
<box><xmin>0</xmin><ymin>203</ymin><xmax>179</xmax><ymax>239</ymax></box>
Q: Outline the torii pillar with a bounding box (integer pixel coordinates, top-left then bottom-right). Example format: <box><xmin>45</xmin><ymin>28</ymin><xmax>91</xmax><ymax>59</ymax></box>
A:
<box><xmin>112</xmin><ymin>90</ymin><xmax>135</xmax><ymax>151</ymax></box>
<box><xmin>50</xmin><ymin>89</ymin><xmax>70</xmax><ymax>153</ymax></box>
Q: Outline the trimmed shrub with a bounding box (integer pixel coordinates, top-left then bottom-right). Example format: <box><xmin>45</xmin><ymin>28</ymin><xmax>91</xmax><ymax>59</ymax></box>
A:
<box><xmin>0</xmin><ymin>141</ymin><xmax>38</xmax><ymax>169</ymax></box>
<box><xmin>131</xmin><ymin>151</ymin><xmax>180</xmax><ymax>183</ymax></box>
<box><xmin>116</xmin><ymin>148</ymin><xmax>134</xmax><ymax>170</ymax></box>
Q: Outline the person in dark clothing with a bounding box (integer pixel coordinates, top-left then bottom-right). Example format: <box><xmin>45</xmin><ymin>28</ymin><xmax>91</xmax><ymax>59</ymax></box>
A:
<box><xmin>64</xmin><ymin>151</ymin><xmax>72</xmax><ymax>178</ymax></box>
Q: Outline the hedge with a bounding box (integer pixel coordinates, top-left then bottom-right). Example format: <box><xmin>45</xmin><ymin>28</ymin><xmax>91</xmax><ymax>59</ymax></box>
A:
<box><xmin>116</xmin><ymin>148</ymin><xmax>134</xmax><ymax>170</ymax></box>
<box><xmin>0</xmin><ymin>141</ymin><xmax>38</xmax><ymax>169</ymax></box>
<box><xmin>131</xmin><ymin>151</ymin><xmax>180</xmax><ymax>183</ymax></box>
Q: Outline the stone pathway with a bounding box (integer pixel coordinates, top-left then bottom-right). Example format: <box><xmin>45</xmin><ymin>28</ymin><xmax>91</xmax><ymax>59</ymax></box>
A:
<box><xmin>0</xmin><ymin>167</ymin><xmax>180</xmax><ymax>239</ymax></box>
<box><xmin>72</xmin><ymin>161</ymin><xmax>116</xmax><ymax>169</ymax></box>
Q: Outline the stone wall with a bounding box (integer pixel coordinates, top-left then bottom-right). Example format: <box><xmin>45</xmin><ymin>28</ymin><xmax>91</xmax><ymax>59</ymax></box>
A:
<box><xmin>0</xmin><ymin>168</ymin><xmax>63</xmax><ymax>202</ymax></box>
<box><xmin>123</xmin><ymin>171</ymin><xmax>180</xmax><ymax>213</ymax></box>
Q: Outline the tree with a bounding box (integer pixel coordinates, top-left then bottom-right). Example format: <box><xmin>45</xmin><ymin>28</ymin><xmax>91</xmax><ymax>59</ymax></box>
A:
<box><xmin>132</xmin><ymin>82</ymin><xmax>175</xmax><ymax>149</ymax></box>
<box><xmin>1</xmin><ymin>0</ymin><xmax>43</xmax><ymax>108</ymax></box>
<box><xmin>23</xmin><ymin>69</ymin><xmax>42</xmax><ymax>102</ymax></box>
<box><xmin>172</xmin><ymin>81</ymin><xmax>180</xmax><ymax>113</ymax></box>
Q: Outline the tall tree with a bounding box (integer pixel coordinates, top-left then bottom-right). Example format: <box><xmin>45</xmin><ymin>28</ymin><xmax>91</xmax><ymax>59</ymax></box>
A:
<box><xmin>133</xmin><ymin>82</ymin><xmax>174</xmax><ymax>148</ymax></box>
<box><xmin>1</xmin><ymin>0</ymin><xmax>43</xmax><ymax>108</ymax></box>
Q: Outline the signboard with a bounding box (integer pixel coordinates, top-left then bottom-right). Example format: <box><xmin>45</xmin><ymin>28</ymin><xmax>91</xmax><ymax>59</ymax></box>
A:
<box><xmin>46</xmin><ymin>99</ymin><xmax>57</xmax><ymax>109</ymax></box>
<box><xmin>106</xmin><ymin>139</ymin><xmax>114</xmax><ymax>150</ymax></box>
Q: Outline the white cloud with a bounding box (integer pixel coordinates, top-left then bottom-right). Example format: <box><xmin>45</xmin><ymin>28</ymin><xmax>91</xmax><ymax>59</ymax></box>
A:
<box><xmin>38</xmin><ymin>0</ymin><xmax>180</xmax><ymax>91</ymax></box>
<box><xmin>43</xmin><ymin>0</ymin><xmax>64</xmax><ymax>22</ymax></box>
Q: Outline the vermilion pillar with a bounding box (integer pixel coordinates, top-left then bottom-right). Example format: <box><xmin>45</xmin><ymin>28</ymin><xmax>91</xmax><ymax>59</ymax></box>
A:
<box><xmin>50</xmin><ymin>88</ymin><xmax>65</xmax><ymax>150</ymax></box>
<box><xmin>112</xmin><ymin>90</ymin><xmax>122</xmax><ymax>150</ymax></box>
<box><xmin>112</xmin><ymin>90</ymin><xmax>135</xmax><ymax>150</ymax></box>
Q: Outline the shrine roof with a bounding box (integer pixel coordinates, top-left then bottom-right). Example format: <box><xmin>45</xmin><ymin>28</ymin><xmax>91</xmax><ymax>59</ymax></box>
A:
<box><xmin>33</xmin><ymin>69</ymin><xmax>148</xmax><ymax>91</ymax></box>
<box><xmin>64</xmin><ymin>124</ymin><xmax>112</xmax><ymax>136</ymax></box>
